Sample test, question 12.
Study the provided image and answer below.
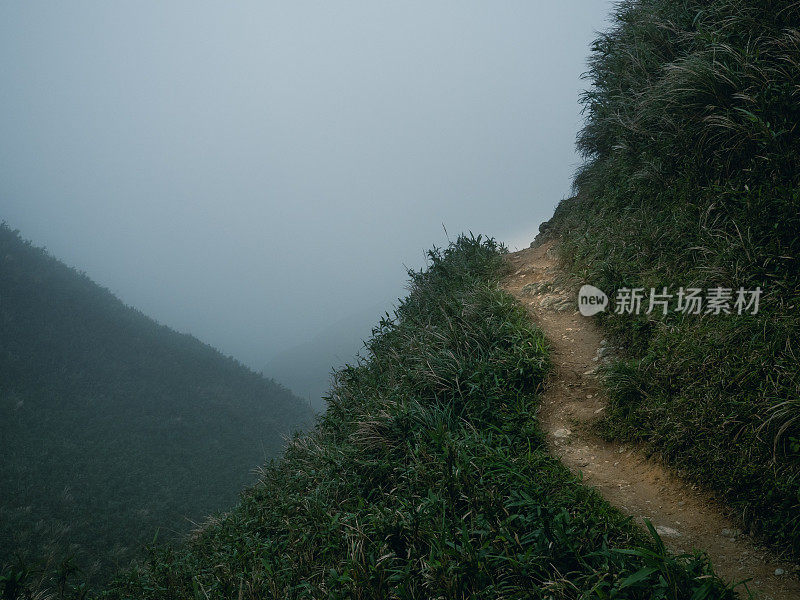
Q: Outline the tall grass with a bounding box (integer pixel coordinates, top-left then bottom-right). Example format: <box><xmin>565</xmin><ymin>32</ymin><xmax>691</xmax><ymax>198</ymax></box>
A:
<box><xmin>81</xmin><ymin>235</ymin><xmax>733</xmax><ymax>599</ymax></box>
<box><xmin>548</xmin><ymin>0</ymin><xmax>800</xmax><ymax>554</ymax></box>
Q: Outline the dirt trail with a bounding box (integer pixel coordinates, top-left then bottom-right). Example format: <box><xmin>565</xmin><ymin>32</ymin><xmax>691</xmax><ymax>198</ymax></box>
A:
<box><xmin>503</xmin><ymin>239</ymin><xmax>799</xmax><ymax>600</ymax></box>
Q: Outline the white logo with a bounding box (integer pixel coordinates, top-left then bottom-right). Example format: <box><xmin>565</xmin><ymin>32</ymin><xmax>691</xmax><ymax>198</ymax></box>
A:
<box><xmin>578</xmin><ymin>285</ymin><xmax>608</xmax><ymax>316</ymax></box>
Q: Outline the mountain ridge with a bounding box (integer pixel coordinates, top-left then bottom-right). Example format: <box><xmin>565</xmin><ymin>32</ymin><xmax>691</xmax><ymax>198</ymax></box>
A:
<box><xmin>0</xmin><ymin>222</ymin><xmax>313</xmax><ymax>586</ymax></box>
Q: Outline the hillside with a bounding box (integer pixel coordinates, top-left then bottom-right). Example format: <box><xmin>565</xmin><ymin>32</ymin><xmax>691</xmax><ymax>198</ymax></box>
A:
<box><xmin>544</xmin><ymin>0</ymin><xmax>800</xmax><ymax>556</ymax></box>
<box><xmin>94</xmin><ymin>236</ymin><xmax>733</xmax><ymax>599</ymax></box>
<box><xmin>0</xmin><ymin>224</ymin><xmax>313</xmax><ymax>586</ymax></box>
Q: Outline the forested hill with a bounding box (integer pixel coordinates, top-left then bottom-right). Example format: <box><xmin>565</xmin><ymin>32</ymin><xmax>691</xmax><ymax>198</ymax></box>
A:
<box><xmin>0</xmin><ymin>223</ymin><xmax>313</xmax><ymax>585</ymax></box>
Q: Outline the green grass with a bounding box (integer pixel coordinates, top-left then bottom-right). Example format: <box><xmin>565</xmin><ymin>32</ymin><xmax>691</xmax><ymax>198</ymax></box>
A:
<box><xmin>546</xmin><ymin>0</ymin><xmax>800</xmax><ymax>556</ymax></box>
<box><xmin>61</xmin><ymin>235</ymin><xmax>735</xmax><ymax>600</ymax></box>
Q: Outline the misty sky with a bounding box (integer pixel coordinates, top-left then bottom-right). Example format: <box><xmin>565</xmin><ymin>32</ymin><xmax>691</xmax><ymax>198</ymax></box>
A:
<box><xmin>1</xmin><ymin>2</ymin><xmax>611</xmax><ymax>371</ymax></box>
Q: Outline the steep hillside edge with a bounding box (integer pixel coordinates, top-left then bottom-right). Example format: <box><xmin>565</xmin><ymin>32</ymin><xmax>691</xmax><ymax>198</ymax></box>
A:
<box><xmin>97</xmin><ymin>236</ymin><xmax>734</xmax><ymax>599</ymax></box>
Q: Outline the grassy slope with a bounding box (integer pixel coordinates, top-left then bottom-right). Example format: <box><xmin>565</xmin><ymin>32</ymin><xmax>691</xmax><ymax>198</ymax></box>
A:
<box><xmin>98</xmin><ymin>236</ymin><xmax>732</xmax><ymax>600</ymax></box>
<box><xmin>0</xmin><ymin>224</ymin><xmax>313</xmax><ymax>588</ymax></box>
<box><xmin>545</xmin><ymin>0</ymin><xmax>800</xmax><ymax>554</ymax></box>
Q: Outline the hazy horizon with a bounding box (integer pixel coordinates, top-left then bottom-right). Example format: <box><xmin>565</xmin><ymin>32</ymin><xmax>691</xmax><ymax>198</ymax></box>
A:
<box><xmin>1</xmin><ymin>1</ymin><xmax>612</xmax><ymax>373</ymax></box>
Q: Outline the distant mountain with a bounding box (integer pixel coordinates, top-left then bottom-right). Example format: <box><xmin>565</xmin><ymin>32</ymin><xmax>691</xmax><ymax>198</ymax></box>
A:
<box><xmin>0</xmin><ymin>223</ymin><xmax>313</xmax><ymax>585</ymax></box>
<box><xmin>262</xmin><ymin>304</ymin><xmax>391</xmax><ymax>411</ymax></box>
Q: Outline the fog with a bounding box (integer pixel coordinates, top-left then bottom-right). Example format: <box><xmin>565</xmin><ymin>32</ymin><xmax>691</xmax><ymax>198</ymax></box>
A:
<box><xmin>1</xmin><ymin>2</ymin><xmax>611</xmax><ymax>387</ymax></box>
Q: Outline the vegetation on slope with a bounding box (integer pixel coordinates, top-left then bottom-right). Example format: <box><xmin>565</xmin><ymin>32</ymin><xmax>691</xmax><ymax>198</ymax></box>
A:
<box><xmin>98</xmin><ymin>236</ymin><xmax>733</xmax><ymax>599</ymax></box>
<box><xmin>0</xmin><ymin>224</ymin><xmax>313</xmax><ymax>588</ymax></box>
<box><xmin>545</xmin><ymin>0</ymin><xmax>800</xmax><ymax>554</ymax></box>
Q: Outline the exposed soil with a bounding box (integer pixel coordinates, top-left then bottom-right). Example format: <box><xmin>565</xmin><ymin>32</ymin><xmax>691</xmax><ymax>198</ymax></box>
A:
<box><xmin>502</xmin><ymin>239</ymin><xmax>800</xmax><ymax>600</ymax></box>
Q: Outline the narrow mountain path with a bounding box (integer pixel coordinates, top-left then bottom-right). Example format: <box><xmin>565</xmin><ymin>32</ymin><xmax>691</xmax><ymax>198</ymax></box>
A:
<box><xmin>503</xmin><ymin>239</ymin><xmax>799</xmax><ymax>600</ymax></box>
